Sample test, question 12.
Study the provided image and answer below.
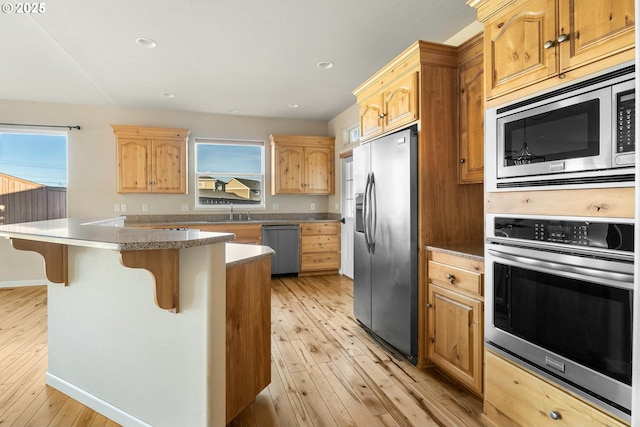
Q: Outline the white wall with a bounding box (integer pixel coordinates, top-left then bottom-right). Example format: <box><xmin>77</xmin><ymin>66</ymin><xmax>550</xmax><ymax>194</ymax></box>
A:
<box><xmin>0</xmin><ymin>99</ymin><xmax>329</xmax><ymax>283</ymax></box>
<box><xmin>0</xmin><ymin>101</ymin><xmax>329</xmax><ymax>216</ymax></box>
<box><xmin>327</xmin><ymin>102</ymin><xmax>359</xmax><ymax>214</ymax></box>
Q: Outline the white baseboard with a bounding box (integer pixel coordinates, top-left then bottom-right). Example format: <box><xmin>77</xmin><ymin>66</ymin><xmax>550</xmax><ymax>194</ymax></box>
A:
<box><xmin>0</xmin><ymin>280</ymin><xmax>46</xmax><ymax>288</ymax></box>
<box><xmin>45</xmin><ymin>373</ymin><xmax>153</xmax><ymax>427</ymax></box>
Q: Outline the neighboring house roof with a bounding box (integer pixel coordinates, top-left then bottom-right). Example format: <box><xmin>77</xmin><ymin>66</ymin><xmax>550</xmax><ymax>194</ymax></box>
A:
<box><xmin>228</xmin><ymin>178</ymin><xmax>261</xmax><ymax>191</ymax></box>
<box><xmin>0</xmin><ymin>173</ymin><xmax>43</xmax><ymax>195</ymax></box>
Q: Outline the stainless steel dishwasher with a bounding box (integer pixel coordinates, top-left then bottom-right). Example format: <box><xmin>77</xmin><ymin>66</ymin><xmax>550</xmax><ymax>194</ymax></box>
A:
<box><xmin>261</xmin><ymin>225</ymin><xmax>300</xmax><ymax>275</ymax></box>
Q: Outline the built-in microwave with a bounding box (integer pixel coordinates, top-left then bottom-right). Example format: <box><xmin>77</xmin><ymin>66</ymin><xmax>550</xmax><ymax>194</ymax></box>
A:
<box><xmin>485</xmin><ymin>63</ymin><xmax>635</xmax><ymax>191</ymax></box>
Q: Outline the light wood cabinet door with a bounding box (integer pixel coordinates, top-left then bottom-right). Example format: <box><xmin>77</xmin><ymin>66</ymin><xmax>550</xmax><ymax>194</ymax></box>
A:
<box><xmin>359</xmin><ymin>93</ymin><xmax>384</xmax><ymax>140</ymax></box>
<box><xmin>117</xmin><ymin>138</ymin><xmax>153</xmax><ymax>193</ymax></box>
<box><xmin>485</xmin><ymin>350</ymin><xmax>629</xmax><ymax>427</ymax></box>
<box><xmin>458</xmin><ymin>35</ymin><xmax>484</xmax><ymax>184</ymax></box>
<box><xmin>558</xmin><ymin>0</ymin><xmax>635</xmax><ymax>72</ymax></box>
<box><xmin>153</xmin><ymin>139</ymin><xmax>187</xmax><ymax>193</ymax></box>
<box><xmin>305</xmin><ymin>146</ymin><xmax>334</xmax><ymax>194</ymax></box>
<box><xmin>383</xmin><ymin>71</ymin><xmax>419</xmax><ymax>133</ymax></box>
<box><xmin>427</xmin><ymin>283</ymin><xmax>483</xmax><ymax>395</ymax></box>
<box><xmin>272</xmin><ymin>144</ymin><xmax>304</xmax><ymax>194</ymax></box>
<box><xmin>484</xmin><ymin>0</ymin><xmax>557</xmax><ymax>99</ymax></box>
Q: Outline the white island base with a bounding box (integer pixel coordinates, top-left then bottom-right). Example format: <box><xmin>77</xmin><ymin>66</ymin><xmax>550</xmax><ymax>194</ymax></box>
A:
<box><xmin>46</xmin><ymin>243</ymin><xmax>227</xmax><ymax>427</ymax></box>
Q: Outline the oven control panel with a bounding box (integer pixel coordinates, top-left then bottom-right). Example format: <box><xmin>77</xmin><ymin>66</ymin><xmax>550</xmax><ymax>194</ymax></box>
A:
<box><xmin>616</xmin><ymin>89</ymin><xmax>635</xmax><ymax>154</ymax></box>
<box><xmin>494</xmin><ymin>217</ymin><xmax>634</xmax><ymax>252</ymax></box>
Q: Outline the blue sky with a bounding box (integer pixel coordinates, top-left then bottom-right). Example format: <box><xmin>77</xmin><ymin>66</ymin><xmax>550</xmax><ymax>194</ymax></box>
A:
<box><xmin>196</xmin><ymin>143</ymin><xmax>262</xmax><ymax>174</ymax></box>
<box><xmin>0</xmin><ymin>133</ymin><xmax>67</xmax><ymax>187</ymax></box>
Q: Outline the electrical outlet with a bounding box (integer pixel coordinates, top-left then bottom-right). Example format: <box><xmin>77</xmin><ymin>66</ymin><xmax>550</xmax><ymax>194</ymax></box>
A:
<box><xmin>310</xmin><ymin>203</ymin><xmax>316</xmax><ymax>210</ymax></box>
<box><xmin>142</xmin><ymin>204</ymin><xmax>149</xmax><ymax>212</ymax></box>
<box><xmin>272</xmin><ymin>203</ymin><xmax>280</xmax><ymax>211</ymax></box>
<box><xmin>120</xmin><ymin>204</ymin><xmax>127</xmax><ymax>212</ymax></box>
<box><xmin>114</xmin><ymin>204</ymin><xmax>120</xmax><ymax>213</ymax></box>
<box><xmin>181</xmin><ymin>204</ymin><xmax>189</xmax><ymax>212</ymax></box>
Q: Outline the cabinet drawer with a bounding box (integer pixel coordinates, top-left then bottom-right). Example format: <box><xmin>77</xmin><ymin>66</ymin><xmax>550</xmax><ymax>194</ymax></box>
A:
<box><xmin>301</xmin><ymin>235</ymin><xmax>340</xmax><ymax>253</ymax></box>
<box><xmin>428</xmin><ymin>260</ymin><xmax>482</xmax><ymax>297</ymax></box>
<box><xmin>198</xmin><ymin>224</ymin><xmax>262</xmax><ymax>244</ymax></box>
<box><xmin>485</xmin><ymin>351</ymin><xmax>628</xmax><ymax>427</ymax></box>
<box><xmin>301</xmin><ymin>253</ymin><xmax>340</xmax><ymax>272</ymax></box>
<box><xmin>300</xmin><ymin>222</ymin><xmax>340</xmax><ymax>236</ymax></box>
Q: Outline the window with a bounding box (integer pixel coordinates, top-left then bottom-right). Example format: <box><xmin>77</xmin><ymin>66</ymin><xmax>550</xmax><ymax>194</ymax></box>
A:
<box><xmin>0</xmin><ymin>131</ymin><xmax>67</xmax><ymax>224</ymax></box>
<box><xmin>348</xmin><ymin>125</ymin><xmax>360</xmax><ymax>145</ymax></box>
<box><xmin>195</xmin><ymin>138</ymin><xmax>265</xmax><ymax>209</ymax></box>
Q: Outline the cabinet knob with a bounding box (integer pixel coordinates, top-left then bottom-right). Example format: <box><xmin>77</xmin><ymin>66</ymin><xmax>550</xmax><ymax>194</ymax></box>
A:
<box><xmin>557</xmin><ymin>33</ymin><xmax>569</xmax><ymax>43</ymax></box>
<box><xmin>459</xmin><ymin>158</ymin><xmax>466</xmax><ymax>164</ymax></box>
<box><xmin>426</xmin><ymin>303</ymin><xmax>432</xmax><ymax>308</ymax></box>
<box><xmin>378</xmin><ymin>113</ymin><xmax>386</xmax><ymax>119</ymax></box>
<box><xmin>549</xmin><ymin>410</ymin><xmax>561</xmax><ymax>420</ymax></box>
<box><xmin>543</xmin><ymin>40</ymin><xmax>555</xmax><ymax>49</ymax></box>
<box><xmin>446</xmin><ymin>273</ymin><xmax>456</xmax><ymax>284</ymax></box>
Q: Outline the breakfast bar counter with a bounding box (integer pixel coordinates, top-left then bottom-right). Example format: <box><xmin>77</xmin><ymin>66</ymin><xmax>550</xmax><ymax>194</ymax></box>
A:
<box><xmin>0</xmin><ymin>217</ymin><xmax>272</xmax><ymax>427</ymax></box>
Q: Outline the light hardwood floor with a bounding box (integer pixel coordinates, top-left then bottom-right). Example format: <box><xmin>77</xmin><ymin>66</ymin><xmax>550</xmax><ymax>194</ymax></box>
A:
<box><xmin>0</xmin><ymin>275</ymin><xmax>489</xmax><ymax>427</ymax></box>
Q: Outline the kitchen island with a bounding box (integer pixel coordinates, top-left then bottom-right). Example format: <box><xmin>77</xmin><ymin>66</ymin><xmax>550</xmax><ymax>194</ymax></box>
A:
<box><xmin>0</xmin><ymin>217</ymin><xmax>273</xmax><ymax>427</ymax></box>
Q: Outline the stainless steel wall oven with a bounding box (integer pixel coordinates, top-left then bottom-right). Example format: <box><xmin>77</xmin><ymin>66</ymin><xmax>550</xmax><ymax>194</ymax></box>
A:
<box><xmin>485</xmin><ymin>214</ymin><xmax>634</xmax><ymax>420</ymax></box>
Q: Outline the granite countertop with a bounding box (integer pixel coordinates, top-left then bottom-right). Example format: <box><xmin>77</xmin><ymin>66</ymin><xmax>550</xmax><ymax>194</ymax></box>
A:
<box><xmin>425</xmin><ymin>243</ymin><xmax>484</xmax><ymax>262</ymax></box>
<box><xmin>0</xmin><ymin>217</ymin><xmax>235</xmax><ymax>251</ymax></box>
<box><xmin>226</xmin><ymin>243</ymin><xmax>275</xmax><ymax>267</ymax></box>
<box><xmin>124</xmin><ymin>213</ymin><xmax>341</xmax><ymax>227</ymax></box>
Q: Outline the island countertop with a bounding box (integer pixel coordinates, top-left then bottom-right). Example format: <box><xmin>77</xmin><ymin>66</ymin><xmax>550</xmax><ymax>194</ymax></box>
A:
<box><xmin>226</xmin><ymin>242</ymin><xmax>275</xmax><ymax>267</ymax></box>
<box><xmin>0</xmin><ymin>217</ymin><xmax>235</xmax><ymax>251</ymax></box>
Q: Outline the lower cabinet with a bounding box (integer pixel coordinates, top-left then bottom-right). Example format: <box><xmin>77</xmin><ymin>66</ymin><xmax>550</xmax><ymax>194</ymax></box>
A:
<box><xmin>485</xmin><ymin>350</ymin><xmax>629</xmax><ymax>427</ymax></box>
<box><xmin>300</xmin><ymin>222</ymin><xmax>341</xmax><ymax>274</ymax></box>
<box><xmin>226</xmin><ymin>255</ymin><xmax>271</xmax><ymax>422</ymax></box>
<box><xmin>426</xmin><ymin>251</ymin><xmax>484</xmax><ymax>396</ymax></box>
<box><xmin>197</xmin><ymin>223</ymin><xmax>262</xmax><ymax>244</ymax></box>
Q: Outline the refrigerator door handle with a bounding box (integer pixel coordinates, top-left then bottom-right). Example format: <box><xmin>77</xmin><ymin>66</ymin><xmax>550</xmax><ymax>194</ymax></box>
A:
<box><xmin>370</xmin><ymin>172</ymin><xmax>377</xmax><ymax>250</ymax></box>
<box><xmin>363</xmin><ymin>172</ymin><xmax>371</xmax><ymax>251</ymax></box>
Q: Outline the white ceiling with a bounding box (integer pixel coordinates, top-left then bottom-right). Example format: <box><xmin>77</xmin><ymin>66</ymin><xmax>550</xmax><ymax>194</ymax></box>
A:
<box><xmin>1</xmin><ymin>0</ymin><xmax>478</xmax><ymax>121</ymax></box>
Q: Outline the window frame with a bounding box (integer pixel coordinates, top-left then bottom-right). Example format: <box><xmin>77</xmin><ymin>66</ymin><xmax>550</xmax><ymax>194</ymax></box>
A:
<box><xmin>194</xmin><ymin>137</ymin><xmax>266</xmax><ymax>210</ymax></box>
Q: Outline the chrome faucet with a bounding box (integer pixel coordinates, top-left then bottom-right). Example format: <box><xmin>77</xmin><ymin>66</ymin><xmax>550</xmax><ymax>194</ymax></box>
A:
<box><xmin>229</xmin><ymin>204</ymin><xmax>234</xmax><ymax>221</ymax></box>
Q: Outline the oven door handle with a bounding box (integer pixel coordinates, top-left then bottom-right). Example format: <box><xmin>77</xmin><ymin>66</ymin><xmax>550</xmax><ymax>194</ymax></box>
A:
<box><xmin>487</xmin><ymin>248</ymin><xmax>634</xmax><ymax>284</ymax></box>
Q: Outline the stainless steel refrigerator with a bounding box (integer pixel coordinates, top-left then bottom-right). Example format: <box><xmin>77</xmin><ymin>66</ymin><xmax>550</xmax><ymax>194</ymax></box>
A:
<box><xmin>353</xmin><ymin>125</ymin><xmax>418</xmax><ymax>365</ymax></box>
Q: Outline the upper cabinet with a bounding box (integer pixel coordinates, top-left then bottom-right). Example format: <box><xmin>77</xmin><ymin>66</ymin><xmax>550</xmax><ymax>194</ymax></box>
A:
<box><xmin>483</xmin><ymin>0</ymin><xmax>557</xmax><ymax>99</ymax></box>
<box><xmin>269</xmin><ymin>134</ymin><xmax>335</xmax><ymax>195</ymax></box>
<box><xmin>358</xmin><ymin>72</ymin><xmax>419</xmax><ymax>141</ymax></box>
<box><xmin>457</xmin><ymin>33</ymin><xmax>484</xmax><ymax>184</ymax></box>
<box><xmin>354</xmin><ymin>45</ymin><xmax>424</xmax><ymax>142</ymax></box>
<box><xmin>470</xmin><ymin>0</ymin><xmax>635</xmax><ymax>103</ymax></box>
<box><xmin>558</xmin><ymin>0</ymin><xmax>635</xmax><ymax>71</ymax></box>
<box><xmin>112</xmin><ymin>125</ymin><xmax>190</xmax><ymax>194</ymax></box>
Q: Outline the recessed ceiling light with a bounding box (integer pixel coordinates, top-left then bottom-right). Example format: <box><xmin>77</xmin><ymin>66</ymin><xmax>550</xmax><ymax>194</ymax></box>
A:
<box><xmin>161</xmin><ymin>93</ymin><xmax>175</xmax><ymax>98</ymax></box>
<box><xmin>288</xmin><ymin>103</ymin><xmax>299</xmax><ymax>108</ymax></box>
<box><xmin>317</xmin><ymin>61</ymin><xmax>334</xmax><ymax>70</ymax></box>
<box><xmin>136</xmin><ymin>37</ymin><xmax>157</xmax><ymax>48</ymax></box>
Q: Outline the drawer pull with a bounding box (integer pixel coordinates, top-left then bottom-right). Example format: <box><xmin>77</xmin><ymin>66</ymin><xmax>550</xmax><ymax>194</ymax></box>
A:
<box><xmin>549</xmin><ymin>410</ymin><xmax>561</xmax><ymax>420</ymax></box>
<box><xmin>446</xmin><ymin>273</ymin><xmax>456</xmax><ymax>284</ymax></box>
